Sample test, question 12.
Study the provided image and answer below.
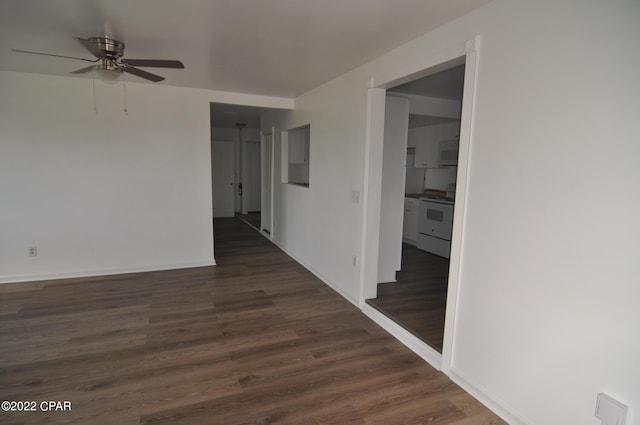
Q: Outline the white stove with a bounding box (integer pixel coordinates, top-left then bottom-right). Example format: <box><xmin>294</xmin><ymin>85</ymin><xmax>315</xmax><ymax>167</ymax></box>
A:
<box><xmin>417</xmin><ymin>197</ymin><xmax>454</xmax><ymax>258</ymax></box>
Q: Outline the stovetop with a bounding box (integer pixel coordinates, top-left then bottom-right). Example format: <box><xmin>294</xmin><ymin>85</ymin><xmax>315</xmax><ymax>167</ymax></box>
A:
<box><xmin>419</xmin><ymin>196</ymin><xmax>454</xmax><ymax>205</ymax></box>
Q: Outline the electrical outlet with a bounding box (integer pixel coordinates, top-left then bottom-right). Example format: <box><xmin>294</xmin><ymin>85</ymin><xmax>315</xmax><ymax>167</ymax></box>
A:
<box><xmin>28</xmin><ymin>246</ymin><xmax>38</xmax><ymax>257</ymax></box>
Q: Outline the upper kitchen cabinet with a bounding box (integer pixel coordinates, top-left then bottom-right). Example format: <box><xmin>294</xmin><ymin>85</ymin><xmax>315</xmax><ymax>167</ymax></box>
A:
<box><xmin>413</xmin><ymin>131</ymin><xmax>440</xmax><ymax>168</ymax></box>
<box><xmin>387</xmin><ymin>66</ymin><xmax>464</xmax><ymax>168</ymax></box>
<box><xmin>409</xmin><ymin>121</ymin><xmax>459</xmax><ymax>168</ymax></box>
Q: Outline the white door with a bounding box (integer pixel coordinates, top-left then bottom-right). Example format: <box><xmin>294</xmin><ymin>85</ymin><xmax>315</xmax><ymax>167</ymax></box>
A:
<box><xmin>245</xmin><ymin>141</ymin><xmax>261</xmax><ymax>212</ymax></box>
<box><xmin>212</xmin><ymin>141</ymin><xmax>235</xmax><ymax>218</ymax></box>
<box><xmin>261</xmin><ymin>132</ymin><xmax>273</xmax><ymax>233</ymax></box>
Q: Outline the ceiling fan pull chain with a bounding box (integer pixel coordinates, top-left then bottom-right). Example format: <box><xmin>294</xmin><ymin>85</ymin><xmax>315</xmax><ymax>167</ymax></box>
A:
<box><xmin>122</xmin><ymin>72</ymin><xmax>128</xmax><ymax>115</ymax></box>
<box><xmin>92</xmin><ymin>69</ymin><xmax>98</xmax><ymax>114</ymax></box>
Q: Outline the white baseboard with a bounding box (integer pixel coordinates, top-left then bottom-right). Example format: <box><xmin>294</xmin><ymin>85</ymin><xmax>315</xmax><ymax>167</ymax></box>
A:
<box><xmin>0</xmin><ymin>260</ymin><xmax>216</xmax><ymax>284</ymax></box>
<box><xmin>270</xmin><ymin>238</ymin><xmax>359</xmax><ymax>308</ymax></box>
<box><xmin>362</xmin><ymin>303</ymin><xmax>443</xmax><ymax>370</ymax></box>
<box><xmin>450</xmin><ymin>369</ymin><xmax>532</xmax><ymax>425</ymax></box>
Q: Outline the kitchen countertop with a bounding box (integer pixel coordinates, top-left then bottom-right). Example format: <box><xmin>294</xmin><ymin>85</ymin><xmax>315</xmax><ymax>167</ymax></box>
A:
<box><xmin>405</xmin><ymin>193</ymin><xmax>423</xmax><ymax>199</ymax></box>
<box><xmin>420</xmin><ymin>196</ymin><xmax>454</xmax><ymax>205</ymax></box>
<box><xmin>406</xmin><ymin>192</ymin><xmax>454</xmax><ymax>204</ymax></box>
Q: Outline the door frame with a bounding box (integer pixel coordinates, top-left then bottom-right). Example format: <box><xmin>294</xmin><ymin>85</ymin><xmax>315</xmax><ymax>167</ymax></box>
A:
<box><xmin>359</xmin><ymin>36</ymin><xmax>480</xmax><ymax>375</ymax></box>
<box><xmin>242</xmin><ymin>140</ymin><xmax>261</xmax><ymax>214</ymax></box>
<box><xmin>261</xmin><ymin>128</ymin><xmax>275</xmax><ymax>237</ymax></box>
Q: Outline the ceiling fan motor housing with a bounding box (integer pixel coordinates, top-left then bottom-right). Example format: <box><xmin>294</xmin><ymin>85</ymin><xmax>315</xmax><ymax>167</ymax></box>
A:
<box><xmin>89</xmin><ymin>37</ymin><xmax>125</xmax><ymax>60</ymax></box>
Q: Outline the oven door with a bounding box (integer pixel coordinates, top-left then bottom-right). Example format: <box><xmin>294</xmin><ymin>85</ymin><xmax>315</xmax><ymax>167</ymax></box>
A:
<box><xmin>418</xmin><ymin>200</ymin><xmax>453</xmax><ymax>240</ymax></box>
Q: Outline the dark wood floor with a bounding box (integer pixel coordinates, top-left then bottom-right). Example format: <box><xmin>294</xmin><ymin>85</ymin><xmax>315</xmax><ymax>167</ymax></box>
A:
<box><xmin>367</xmin><ymin>244</ymin><xmax>449</xmax><ymax>352</ymax></box>
<box><xmin>237</xmin><ymin>212</ymin><xmax>261</xmax><ymax>231</ymax></box>
<box><xmin>0</xmin><ymin>218</ymin><xmax>504</xmax><ymax>425</ymax></box>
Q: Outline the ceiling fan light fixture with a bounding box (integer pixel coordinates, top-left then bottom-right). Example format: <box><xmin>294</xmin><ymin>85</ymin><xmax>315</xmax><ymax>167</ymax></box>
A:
<box><xmin>94</xmin><ymin>61</ymin><xmax>121</xmax><ymax>82</ymax></box>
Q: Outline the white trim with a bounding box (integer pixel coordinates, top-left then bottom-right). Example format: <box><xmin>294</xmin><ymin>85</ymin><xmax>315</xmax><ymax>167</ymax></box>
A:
<box><xmin>370</xmin><ymin>41</ymin><xmax>467</xmax><ymax>91</ymax></box>
<box><xmin>0</xmin><ymin>260</ymin><xmax>216</xmax><ymax>285</ymax></box>
<box><xmin>450</xmin><ymin>369</ymin><xmax>532</xmax><ymax>425</ymax></box>
<box><xmin>260</xmin><ymin>130</ymin><xmax>267</xmax><ymax>228</ymax></box>
<box><xmin>441</xmin><ymin>35</ymin><xmax>480</xmax><ymax>375</ymax></box>
<box><xmin>362</xmin><ymin>303</ymin><xmax>443</xmax><ymax>370</ymax></box>
<box><xmin>360</xmin><ymin>36</ymin><xmax>481</xmax><ymax>376</ymax></box>
<box><xmin>260</xmin><ymin>127</ymin><xmax>276</xmax><ymax>239</ymax></box>
<box><xmin>280</xmin><ymin>130</ymin><xmax>289</xmax><ymax>183</ymax></box>
<box><xmin>241</xmin><ymin>135</ymin><xmax>247</xmax><ymax>215</ymax></box>
<box><xmin>269</xmin><ymin>126</ymin><xmax>276</xmax><ymax>238</ymax></box>
<box><xmin>358</xmin><ymin>87</ymin><xmax>386</xmax><ymax>305</ymax></box>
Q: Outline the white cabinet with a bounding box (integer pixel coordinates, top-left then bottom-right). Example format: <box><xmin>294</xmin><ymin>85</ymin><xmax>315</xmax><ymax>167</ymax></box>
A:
<box><xmin>403</xmin><ymin>197</ymin><xmax>420</xmax><ymax>245</ymax></box>
<box><xmin>409</xmin><ymin>122</ymin><xmax>459</xmax><ymax>168</ymax></box>
<box><xmin>414</xmin><ymin>138</ymin><xmax>440</xmax><ymax>168</ymax></box>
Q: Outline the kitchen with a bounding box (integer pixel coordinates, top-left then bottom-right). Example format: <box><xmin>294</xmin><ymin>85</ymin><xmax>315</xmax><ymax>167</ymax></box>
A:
<box><xmin>404</xmin><ymin>124</ymin><xmax>459</xmax><ymax>257</ymax></box>
<box><xmin>367</xmin><ymin>64</ymin><xmax>463</xmax><ymax>352</ymax></box>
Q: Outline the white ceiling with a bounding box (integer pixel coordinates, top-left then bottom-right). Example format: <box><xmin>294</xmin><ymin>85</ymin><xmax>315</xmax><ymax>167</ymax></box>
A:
<box><xmin>0</xmin><ymin>0</ymin><xmax>491</xmax><ymax>99</ymax></box>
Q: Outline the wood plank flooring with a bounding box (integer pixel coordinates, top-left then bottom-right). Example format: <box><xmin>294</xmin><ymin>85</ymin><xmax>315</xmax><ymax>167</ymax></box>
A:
<box><xmin>367</xmin><ymin>244</ymin><xmax>449</xmax><ymax>352</ymax></box>
<box><xmin>0</xmin><ymin>218</ymin><xmax>505</xmax><ymax>424</ymax></box>
<box><xmin>237</xmin><ymin>212</ymin><xmax>261</xmax><ymax>231</ymax></box>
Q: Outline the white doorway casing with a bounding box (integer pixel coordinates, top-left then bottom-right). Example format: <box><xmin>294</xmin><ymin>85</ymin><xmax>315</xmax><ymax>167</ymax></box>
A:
<box><xmin>261</xmin><ymin>130</ymin><xmax>274</xmax><ymax>234</ymax></box>
<box><xmin>360</xmin><ymin>36</ymin><xmax>480</xmax><ymax>375</ymax></box>
<box><xmin>243</xmin><ymin>141</ymin><xmax>261</xmax><ymax>213</ymax></box>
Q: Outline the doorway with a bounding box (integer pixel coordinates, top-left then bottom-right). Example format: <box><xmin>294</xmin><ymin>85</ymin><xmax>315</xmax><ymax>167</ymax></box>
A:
<box><xmin>367</xmin><ymin>64</ymin><xmax>465</xmax><ymax>353</ymax></box>
<box><xmin>360</xmin><ymin>37</ymin><xmax>479</xmax><ymax>372</ymax></box>
<box><xmin>210</xmin><ymin>103</ymin><xmax>283</xmax><ymax>238</ymax></box>
<box><xmin>210</xmin><ymin>103</ymin><xmax>262</xmax><ymax>225</ymax></box>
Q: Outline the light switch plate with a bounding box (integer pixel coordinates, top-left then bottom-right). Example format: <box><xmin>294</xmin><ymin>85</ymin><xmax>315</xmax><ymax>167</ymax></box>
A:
<box><xmin>595</xmin><ymin>393</ymin><xmax>627</xmax><ymax>425</ymax></box>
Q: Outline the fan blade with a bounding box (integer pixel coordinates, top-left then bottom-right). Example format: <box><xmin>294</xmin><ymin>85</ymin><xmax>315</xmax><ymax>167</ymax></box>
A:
<box><xmin>70</xmin><ymin>65</ymin><xmax>96</xmax><ymax>74</ymax></box>
<box><xmin>121</xmin><ymin>59</ymin><xmax>184</xmax><ymax>69</ymax></box>
<box><xmin>12</xmin><ymin>49</ymin><xmax>99</xmax><ymax>62</ymax></box>
<box><xmin>76</xmin><ymin>37</ymin><xmax>104</xmax><ymax>58</ymax></box>
<box><xmin>122</xmin><ymin>65</ymin><xmax>164</xmax><ymax>82</ymax></box>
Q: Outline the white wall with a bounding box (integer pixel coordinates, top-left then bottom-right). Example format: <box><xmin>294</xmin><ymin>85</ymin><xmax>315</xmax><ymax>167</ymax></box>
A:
<box><xmin>0</xmin><ymin>71</ymin><xmax>291</xmax><ymax>283</ymax></box>
<box><xmin>445</xmin><ymin>2</ymin><xmax>640</xmax><ymax>424</ymax></box>
<box><xmin>0</xmin><ymin>71</ymin><xmax>215</xmax><ymax>281</ymax></box>
<box><xmin>261</xmin><ymin>69</ymin><xmax>368</xmax><ymax>303</ymax></box>
<box><xmin>262</xmin><ymin>0</ymin><xmax>640</xmax><ymax>424</ymax></box>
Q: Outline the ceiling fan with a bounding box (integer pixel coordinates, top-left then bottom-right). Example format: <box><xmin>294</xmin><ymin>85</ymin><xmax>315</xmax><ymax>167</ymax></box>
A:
<box><xmin>13</xmin><ymin>37</ymin><xmax>184</xmax><ymax>82</ymax></box>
